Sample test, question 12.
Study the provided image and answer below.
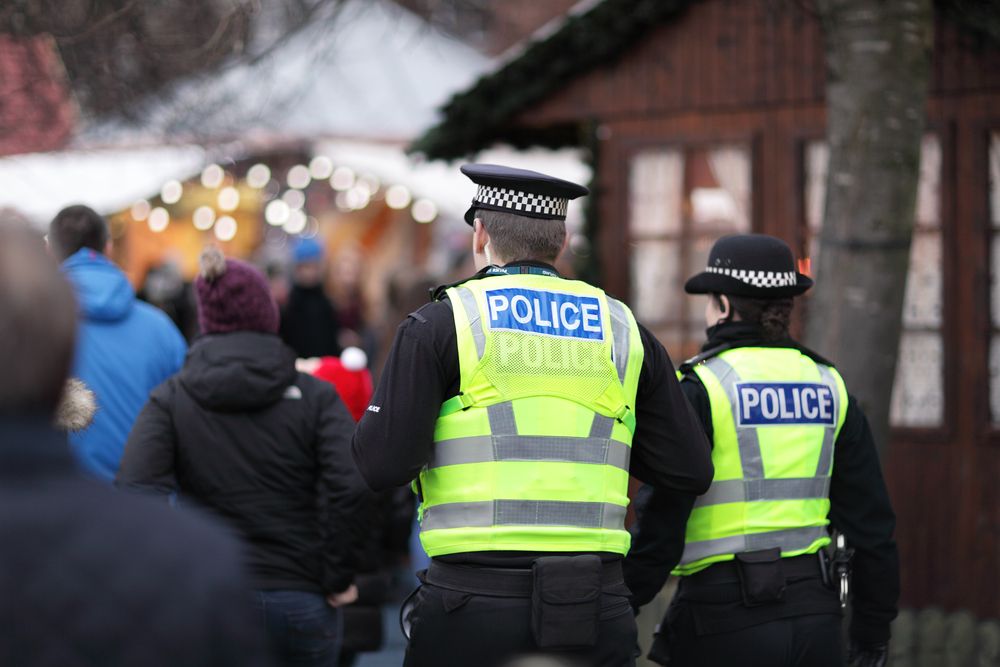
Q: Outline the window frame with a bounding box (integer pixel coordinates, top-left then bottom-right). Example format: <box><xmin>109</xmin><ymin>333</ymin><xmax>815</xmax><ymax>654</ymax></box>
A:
<box><xmin>621</xmin><ymin>134</ymin><xmax>760</xmax><ymax>360</ymax></box>
<box><xmin>794</xmin><ymin>125</ymin><xmax>956</xmax><ymax>441</ymax></box>
<box><xmin>978</xmin><ymin>124</ymin><xmax>1000</xmax><ymax>444</ymax></box>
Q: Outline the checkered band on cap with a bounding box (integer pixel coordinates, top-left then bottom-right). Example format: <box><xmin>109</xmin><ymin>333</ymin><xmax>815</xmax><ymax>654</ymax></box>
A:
<box><xmin>704</xmin><ymin>266</ymin><xmax>798</xmax><ymax>288</ymax></box>
<box><xmin>474</xmin><ymin>185</ymin><xmax>569</xmax><ymax>218</ymax></box>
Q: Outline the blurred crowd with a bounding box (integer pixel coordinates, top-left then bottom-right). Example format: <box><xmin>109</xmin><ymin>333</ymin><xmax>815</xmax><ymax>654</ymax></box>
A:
<box><xmin>0</xmin><ymin>205</ymin><xmax>426</xmax><ymax>667</ymax></box>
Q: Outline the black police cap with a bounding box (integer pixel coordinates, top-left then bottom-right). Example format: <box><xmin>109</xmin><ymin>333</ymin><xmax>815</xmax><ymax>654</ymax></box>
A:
<box><xmin>684</xmin><ymin>233</ymin><xmax>813</xmax><ymax>298</ymax></box>
<box><xmin>461</xmin><ymin>163</ymin><xmax>589</xmax><ymax>226</ymax></box>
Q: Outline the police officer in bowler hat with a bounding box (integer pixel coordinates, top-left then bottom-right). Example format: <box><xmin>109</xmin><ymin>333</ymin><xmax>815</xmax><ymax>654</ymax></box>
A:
<box><xmin>352</xmin><ymin>164</ymin><xmax>714</xmax><ymax>667</ymax></box>
<box><xmin>623</xmin><ymin>234</ymin><xmax>900</xmax><ymax>667</ymax></box>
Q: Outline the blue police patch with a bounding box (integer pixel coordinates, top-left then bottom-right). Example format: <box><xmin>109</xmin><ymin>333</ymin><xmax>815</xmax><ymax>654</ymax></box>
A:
<box><xmin>484</xmin><ymin>288</ymin><xmax>604</xmax><ymax>341</ymax></box>
<box><xmin>735</xmin><ymin>382</ymin><xmax>836</xmax><ymax>427</ymax></box>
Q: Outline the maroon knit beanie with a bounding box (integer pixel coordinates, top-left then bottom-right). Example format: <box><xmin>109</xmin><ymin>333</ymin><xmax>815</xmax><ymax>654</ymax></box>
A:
<box><xmin>196</xmin><ymin>246</ymin><xmax>279</xmax><ymax>335</ymax></box>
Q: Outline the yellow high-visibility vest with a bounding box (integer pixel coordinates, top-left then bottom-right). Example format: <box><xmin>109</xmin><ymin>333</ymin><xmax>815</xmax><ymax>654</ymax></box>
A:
<box><xmin>417</xmin><ymin>273</ymin><xmax>644</xmax><ymax>557</ymax></box>
<box><xmin>675</xmin><ymin>346</ymin><xmax>848</xmax><ymax>575</ymax></box>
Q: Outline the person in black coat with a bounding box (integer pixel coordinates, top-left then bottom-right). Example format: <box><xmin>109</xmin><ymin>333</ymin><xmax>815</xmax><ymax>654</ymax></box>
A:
<box><xmin>0</xmin><ymin>223</ymin><xmax>272</xmax><ymax>667</ymax></box>
<box><xmin>118</xmin><ymin>246</ymin><xmax>367</xmax><ymax>667</ymax></box>
<box><xmin>280</xmin><ymin>238</ymin><xmax>343</xmax><ymax>358</ymax></box>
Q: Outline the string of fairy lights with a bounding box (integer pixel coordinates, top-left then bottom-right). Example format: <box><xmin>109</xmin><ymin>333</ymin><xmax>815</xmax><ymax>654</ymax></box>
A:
<box><xmin>128</xmin><ymin>155</ymin><xmax>439</xmax><ymax>242</ymax></box>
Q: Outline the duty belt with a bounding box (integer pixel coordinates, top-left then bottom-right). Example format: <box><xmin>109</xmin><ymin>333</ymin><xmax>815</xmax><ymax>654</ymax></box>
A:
<box><xmin>678</xmin><ymin>552</ymin><xmax>825</xmax><ymax>603</ymax></box>
<box><xmin>425</xmin><ymin>559</ymin><xmax>631</xmax><ymax>598</ymax></box>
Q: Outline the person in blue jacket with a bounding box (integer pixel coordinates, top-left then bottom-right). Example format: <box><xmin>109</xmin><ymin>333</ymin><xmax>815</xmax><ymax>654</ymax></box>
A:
<box><xmin>49</xmin><ymin>205</ymin><xmax>186</xmax><ymax>481</ymax></box>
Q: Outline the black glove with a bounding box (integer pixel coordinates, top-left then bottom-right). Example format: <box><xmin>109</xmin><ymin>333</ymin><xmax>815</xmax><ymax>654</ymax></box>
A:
<box><xmin>848</xmin><ymin>639</ymin><xmax>888</xmax><ymax>667</ymax></box>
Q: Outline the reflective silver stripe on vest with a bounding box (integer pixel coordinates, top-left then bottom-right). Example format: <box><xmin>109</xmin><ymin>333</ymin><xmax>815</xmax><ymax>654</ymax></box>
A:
<box><xmin>702</xmin><ymin>356</ymin><xmax>764</xmax><ymax>480</ymax></box>
<box><xmin>429</xmin><ymin>435</ymin><xmax>631</xmax><ymax>471</ymax></box>
<box><xmin>814</xmin><ymin>365</ymin><xmax>839</xmax><ymax>476</ymax></box>
<box><xmin>694</xmin><ymin>477</ymin><xmax>831</xmax><ymax>506</ymax></box>
<box><xmin>606</xmin><ymin>298</ymin><xmax>631</xmax><ymax>384</ymax></box>
<box><xmin>421</xmin><ymin>499</ymin><xmax>628</xmax><ymax>531</ymax></box>
<box><xmin>680</xmin><ymin>525</ymin><xmax>829</xmax><ymax>566</ymax></box>
<box><xmin>590</xmin><ymin>414</ymin><xmax>616</xmax><ymax>439</ymax></box>
<box><xmin>454</xmin><ymin>286</ymin><xmax>486</xmax><ymax>359</ymax></box>
<box><xmin>487</xmin><ymin>402</ymin><xmax>518</xmax><ymax>435</ymax></box>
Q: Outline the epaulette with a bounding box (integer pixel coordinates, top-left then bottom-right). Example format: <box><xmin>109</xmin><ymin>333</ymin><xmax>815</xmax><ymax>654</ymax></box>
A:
<box><xmin>430</xmin><ymin>275</ymin><xmax>480</xmax><ymax>301</ymax></box>
<box><xmin>678</xmin><ymin>343</ymin><xmax>734</xmax><ymax>375</ymax></box>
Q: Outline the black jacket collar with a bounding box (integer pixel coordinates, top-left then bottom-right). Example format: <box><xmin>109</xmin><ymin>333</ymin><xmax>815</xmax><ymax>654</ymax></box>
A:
<box><xmin>432</xmin><ymin>261</ymin><xmax>562</xmax><ymax>300</ymax></box>
<box><xmin>681</xmin><ymin>321</ymin><xmax>834</xmax><ymax>372</ymax></box>
<box><xmin>0</xmin><ymin>416</ymin><xmax>76</xmax><ymax>477</ymax></box>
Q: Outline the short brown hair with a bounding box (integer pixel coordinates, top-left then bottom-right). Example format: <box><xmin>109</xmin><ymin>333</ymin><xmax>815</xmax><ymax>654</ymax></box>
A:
<box><xmin>477</xmin><ymin>209</ymin><xmax>567</xmax><ymax>264</ymax></box>
<box><xmin>48</xmin><ymin>204</ymin><xmax>109</xmax><ymax>260</ymax></box>
<box><xmin>0</xmin><ymin>220</ymin><xmax>77</xmax><ymax>414</ymax></box>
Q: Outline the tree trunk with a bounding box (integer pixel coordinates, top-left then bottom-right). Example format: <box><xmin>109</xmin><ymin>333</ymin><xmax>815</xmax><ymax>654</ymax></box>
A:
<box><xmin>807</xmin><ymin>0</ymin><xmax>933</xmax><ymax>456</ymax></box>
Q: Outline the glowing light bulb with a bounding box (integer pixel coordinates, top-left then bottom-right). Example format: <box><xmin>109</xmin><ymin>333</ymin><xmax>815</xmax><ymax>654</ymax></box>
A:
<box><xmin>330</xmin><ymin>166</ymin><xmax>355</xmax><ymax>191</ymax></box>
<box><xmin>218</xmin><ymin>186</ymin><xmax>240</xmax><ymax>211</ymax></box>
<box><xmin>281</xmin><ymin>189</ymin><xmax>306</xmax><ymax>210</ymax></box>
<box><xmin>246</xmin><ymin>163</ymin><xmax>271</xmax><ymax>189</ymax></box>
<box><xmin>201</xmin><ymin>164</ymin><xmax>225</xmax><ymax>189</ymax></box>
<box><xmin>309</xmin><ymin>156</ymin><xmax>334</xmax><ymax>180</ymax></box>
<box><xmin>265</xmin><ymin>200</ymin><xmax>290</xmax><ymax>226</ymax></box>
<box><xmin>148</xmin><ymin>207</ymin><xmax>170</xmax><ymax>232</ymax></box>
<box><xmin>161</xmin><ymin>180</ymin><xmax>183</xmax><ymax>204</ymax></box>
<box><xmin>385</xmin><ymin>184</ymin><xmax>412</xmax><ymax>210</ymax></box>
<box><xmin>193</xmin><ymin>206</ymin><xmax>216</xmax><ymax>230</ymax></box>
<box><xmin>214</xmin><ymin>215</ymin><xmax>237</xmax><ymax>241</ymax></box>
<box><xmin>411</xmin><ymin>198</ymin><xmax>437</xmax><ymax>224</ymax></box>
<box><xmin>131</xmin><ymin>200</ymin><xmax>151</xmax><ymax>221</ymax></box>
<box><xmin>287</xmin><ymin>165</ymin><xmax>311</xmax><ymax>190</ymax></box>
<box><xmin>283</xmin><ymin>209</ymin><xmax>308</xmax><ymax>235</ymax></box>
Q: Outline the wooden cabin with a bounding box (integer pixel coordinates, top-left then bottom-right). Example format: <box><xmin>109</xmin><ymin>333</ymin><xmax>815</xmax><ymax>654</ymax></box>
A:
<box><xmin>415</xmin><ymin>0</ymin><xmax>1000</xmax><ymax>618</ymax></box>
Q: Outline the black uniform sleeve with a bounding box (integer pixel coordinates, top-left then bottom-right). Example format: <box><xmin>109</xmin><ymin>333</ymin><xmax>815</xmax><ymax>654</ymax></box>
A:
<box><xmin>116</xmin><ymin>382</ymin><xmax>179</xmax><ymax>496</ymax></box>
<box><xmin>313</xmin><ymin>379</ymin><xmax>369</xmax><ymax>594</ymax></box>
<box><xmin>623</xmin><ymin>373</ymin><xmax>714</xmax><ymax>607</ymax></box>
<box><xmin>828</xmin><ymin>396</ymin><xmax>900</xmax><ymax>646</ymax></box>
<box><xmin>628</xmin><ymin>323</ymin><xmax>714</xmax><ymax>493</ymax></box>
<box><xmin>351</xmin><ymin>306</ymin><xmax>454</xmax><ymax>491</ymax></box>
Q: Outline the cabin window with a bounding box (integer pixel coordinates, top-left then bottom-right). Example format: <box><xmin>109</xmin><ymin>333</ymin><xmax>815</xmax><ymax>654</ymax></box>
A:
<box><xmin>805</xmin><ymin>135</ymin><xmax>944</xmax><ymax>428</ymax></box>
<box><xmin>989</xmin><ymin>132</ymin><xmax>1000</xmax><ymax>425</ymax></box>
<box><xmin>628</xmin><ymin>144</ymin><xmax>752</xmax><ymax>359</ymax></box>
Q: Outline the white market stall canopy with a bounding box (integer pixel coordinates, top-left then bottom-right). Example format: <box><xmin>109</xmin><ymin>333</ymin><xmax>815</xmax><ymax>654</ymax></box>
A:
<box><xmin>80</xmin><ymin>0</ymin><xmax>491</xmax><ymax>146</ymax></box>
<box><xmin>0</xmin><ymin>145</ymin><xmax>206</xmax><ymax>226</ymax></box>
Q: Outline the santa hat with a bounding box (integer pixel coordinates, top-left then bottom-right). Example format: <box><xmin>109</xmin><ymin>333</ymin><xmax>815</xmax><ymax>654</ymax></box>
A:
<box><xmin>301</xmin><ymin>347</ymin><xmax>372</xmax><ymax>421</ymax></box>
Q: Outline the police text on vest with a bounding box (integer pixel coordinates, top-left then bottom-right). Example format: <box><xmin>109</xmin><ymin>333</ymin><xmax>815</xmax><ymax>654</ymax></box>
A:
<box><xmin>484</xmin><ymin>288</ymin><xmax>604</xmax><ymax>341</ymax></box>
<box><xmin>735</xmin><ymin>382</ymin><xmax>836</xmax><ymax>426</ymax></box>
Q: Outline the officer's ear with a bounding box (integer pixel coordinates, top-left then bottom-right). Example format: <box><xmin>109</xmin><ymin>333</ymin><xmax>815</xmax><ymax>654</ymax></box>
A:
<box><xmin>716</xmin><ymin>294</ymin><xmax>731</xmax><ymax>320</ymax></box>
<box><xmin>472</xmin><ymin>219</ymin><xmax>490</xmax><ymax>255</ymax></box>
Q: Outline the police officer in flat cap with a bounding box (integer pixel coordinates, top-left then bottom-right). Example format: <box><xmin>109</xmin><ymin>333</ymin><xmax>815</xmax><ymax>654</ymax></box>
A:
<box><xmin>623</xmin><ymin>234</ymin><xmax>900</xmax><ymax>667</ymax></box>
<box><xmin>352</xmin><ymin>164</ymin><xmax>713</xmax><ymax>667</ymax></box>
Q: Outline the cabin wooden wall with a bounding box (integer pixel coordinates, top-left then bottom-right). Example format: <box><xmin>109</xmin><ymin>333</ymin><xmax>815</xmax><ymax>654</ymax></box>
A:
<box><xmin>507</xmin><ymin>0</ymin><xmax>1000</xmax><ymax>617</ymax></box>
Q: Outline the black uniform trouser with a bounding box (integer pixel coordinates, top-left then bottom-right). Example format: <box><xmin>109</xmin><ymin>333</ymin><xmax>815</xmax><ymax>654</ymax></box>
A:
<box><xmin>663</xmin><ymin>600</ymin><xmax>842</xmax><ymax>667</ymax></box>
<box><xmin>402</xmin><ymin>582</ymin><xmax>637</xmax><ymax>667</ymax></box>
<box><xmin>655</xmin><ymin>555</ymin><xmax>844</xmax><ymax>667</ymax></box>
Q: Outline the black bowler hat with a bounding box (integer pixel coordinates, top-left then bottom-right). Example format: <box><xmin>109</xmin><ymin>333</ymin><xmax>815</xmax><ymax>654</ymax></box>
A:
<box><xmin>684</xmin><ymin>234</ymin><xmax>813</xmax><ymax>298</ymax></box>
<box><xmin>460</xmin><ymin>163</ymin><xmax>589</xmax><ymax>226</ymax></box>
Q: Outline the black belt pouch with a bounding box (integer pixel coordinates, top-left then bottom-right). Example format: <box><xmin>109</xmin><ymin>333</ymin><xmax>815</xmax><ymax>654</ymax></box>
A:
<box><xmin>531</xmin><ymin>555</ymin><xmax>602</xmax><ymax>649</ymax></box>
<box><xmin>735</xmin><ymin>548</ymin><xmax>786</xmax><ymax>606</ymax></box>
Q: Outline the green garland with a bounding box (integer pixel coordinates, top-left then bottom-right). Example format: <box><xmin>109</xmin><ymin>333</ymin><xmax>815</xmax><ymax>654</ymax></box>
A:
<box><xmin>409</xmin><ymin>0</ymin><xmax>699</xmax><ymax>160</ymax></box>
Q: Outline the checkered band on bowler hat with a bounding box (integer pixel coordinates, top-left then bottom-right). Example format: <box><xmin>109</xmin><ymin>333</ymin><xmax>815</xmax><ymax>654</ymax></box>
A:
<box><xmin>685</xmin><ymin>234</ymin><xmax>814</xmax><ymax>298</ymax></box>
<box><xmin>473</xmin><ymin>185</ymin><xmax>569</xmax><ymax>219</ymax></box>
<box><xmin>461</xmin><ymin>163</ymin><xmax>588</xmax><ymax>226</ymax></box>
<box><xmin>702</xmin><ymin>266</ymin><xmax>799</xmax><ymax>289</ymax></box>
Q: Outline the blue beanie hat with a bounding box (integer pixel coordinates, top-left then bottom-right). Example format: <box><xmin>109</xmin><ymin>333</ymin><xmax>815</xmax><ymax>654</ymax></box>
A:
<box><xmin>293</xmin><ymin>238</ymin><xmax>324</xmax><ymax>264</ymax></box>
